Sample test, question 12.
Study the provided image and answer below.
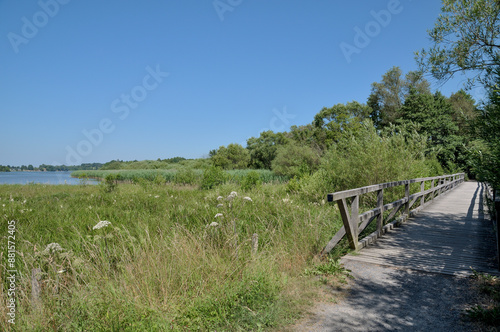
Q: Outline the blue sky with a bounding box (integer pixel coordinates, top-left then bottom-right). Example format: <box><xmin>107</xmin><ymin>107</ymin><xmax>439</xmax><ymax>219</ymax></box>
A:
<box><xmin>0</xmin><ymin>0</ymin><xmax>479</xmax><ymax>166</ymax></box>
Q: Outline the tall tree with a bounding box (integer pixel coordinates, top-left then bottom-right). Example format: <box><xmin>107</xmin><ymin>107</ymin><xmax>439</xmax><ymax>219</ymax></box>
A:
<box><xmin>474</xmin><ymin>69</ymin><xmax>500</xmax><ymax>187</ymax></box>
<box><xmin>312</xmin><ymin>101</ymin><xmax>371</xmax><ymax>150</ymax></box>
<box><xmin>416</xmin><ymin>0</ymin><xmax>500</xmax><ymax>87</ymax></box>
<box><xmin>246</xmin><ymin>131</ymin><xmax>287</xmax><ymax>169</ymax></box>
<box><xmin>368</xmin><ymin>67</ymin><xmax>430</xmax><ymax>128</ymax></box>
<box><xmin>448</xmin><ymin>89</ymin><xmax>478</xmax><ymax>136</ymax></box>
<box><xmin>399</xmin><ymin>90</ymin><xmax>460</xmax><ymax>169</ymax></box>
<box><xmin>211</xmin><ymin>143</ymin><xmax>250</xmax><ymax>170</ymax></box>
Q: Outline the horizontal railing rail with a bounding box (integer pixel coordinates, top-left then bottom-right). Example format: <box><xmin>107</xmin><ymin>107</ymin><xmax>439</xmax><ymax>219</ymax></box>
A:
<box><xmin>322</xmin><ymin>173</ymin><xmax>465</xmax><ymax>255</ymax></box>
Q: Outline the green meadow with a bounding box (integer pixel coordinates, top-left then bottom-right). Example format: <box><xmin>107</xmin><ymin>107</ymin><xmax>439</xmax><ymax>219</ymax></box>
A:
<box><xmin>0</xmin><ymin>180</ymin><xmax>351</xmax><ymax>331</ymax></box>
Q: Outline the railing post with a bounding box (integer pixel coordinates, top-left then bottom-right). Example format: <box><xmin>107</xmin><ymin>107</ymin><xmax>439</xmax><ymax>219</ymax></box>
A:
<box><xmin>420</xmin><ymin>180</ymin><xmax>425</xmax><ymax>207</ymax></box>
<box><xmin>404</xmin><ymin>182</ymin><xmax>410</xmax><ymax>216</ymax></box>
<box><xmin>377</xmin><ymin>189</ymin><xmax>383</xmax><ymax>234</ymax></box>
<box><xmin>337</xmin><ymin>196</ymin><xmax>359</xmax><ymax>251</ymax></box>
<box><xmin>495</xmin><ymin>189</ymin><xmax>500</xmax><ymax>270</ymax></box>
<box><xmin>431</xmin><ymin>179</ymin><xmax>435</xmax><ymax>201</ymax></box>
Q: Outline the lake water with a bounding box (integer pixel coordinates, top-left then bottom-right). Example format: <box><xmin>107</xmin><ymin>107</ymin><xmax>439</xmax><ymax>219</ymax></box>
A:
<box><xmin>0</xmin><ymin>171</ymin><xmax>99</xmax><ymax>185</ymax></box>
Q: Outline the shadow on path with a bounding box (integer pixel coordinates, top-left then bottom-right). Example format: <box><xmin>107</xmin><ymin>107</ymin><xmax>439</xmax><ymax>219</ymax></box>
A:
<box><xmin>293</xmin><ymin>261</ymin><xmax>478</xmax><ymax>331</ymax></box>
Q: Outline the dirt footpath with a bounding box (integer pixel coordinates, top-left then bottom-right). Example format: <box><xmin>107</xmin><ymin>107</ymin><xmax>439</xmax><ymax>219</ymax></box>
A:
<box><xmin>291</xmin><ymin>259</ymin><xmax>479</xmax><ymax>332</ymax></box>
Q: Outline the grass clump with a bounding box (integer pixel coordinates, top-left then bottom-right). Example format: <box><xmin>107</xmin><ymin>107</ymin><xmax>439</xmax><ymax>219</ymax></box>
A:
<box><xmin>466</xmin><ymin>270</ymin><xmax>500</xmax><ymax>327</ymax></box>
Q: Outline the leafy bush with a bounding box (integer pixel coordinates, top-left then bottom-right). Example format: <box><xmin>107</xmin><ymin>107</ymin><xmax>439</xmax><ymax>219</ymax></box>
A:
<box><xmin>102</xmin><ymin>173</ymin><xmax>118</xmax><ymax>193</ymax></box>
<box><xmin>211</xmin><ymin>143</ymin><xmax>250</xmax><ymax>170</ymax></box>
<box><xmin>241</xmin><ymin>170</ymin><xmax>262</xmax><ymax>190</ymax></box>
<box><xmin>271</xmin><ymin>142</ymin><xmax>320</xmax><ymax>178</ymax></box>
<box><xmin>174</xmin><ymin>168</ymin><xmax>200</xmax><ymax>185</ymax></box>
<box><xmin>201</xmin><ymin>166</ymin><xmax>227</xmax><ymax>189</ymax></box>
<box><xmin>299</xmin><ymin>121</ymin><xmax>433</xmax><ymax>201</ymax></box>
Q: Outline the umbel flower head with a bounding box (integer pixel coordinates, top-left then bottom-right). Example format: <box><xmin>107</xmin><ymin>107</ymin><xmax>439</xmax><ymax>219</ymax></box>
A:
<box><xmin>41</xmin><ymin>243</ymin><xmax>63</xmax><ymax>255</ymax></box>
<box><xmin>214</xmin><ymin>213</ymin><xmax>223</xmax><ymax>218</ymax></box>
<box><xmin>93</xmin><ymin>220</ymin><xmax>111</xmax><ymax>230</ymax></box>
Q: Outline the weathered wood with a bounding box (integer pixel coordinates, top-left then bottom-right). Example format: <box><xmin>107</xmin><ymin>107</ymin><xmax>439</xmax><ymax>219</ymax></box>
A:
<box><xmin>341</xmin><ymin>182</ymin><xmax>497</xmax><ymax>276</ymax></box>
<box><xmin>322</xmin><ymin>173</ymin><xmax>465</xmax><ymax>253</ymax></box>
<box><xmin>420</xmin><ymin>181</ymin><xmax>425</xmax><ymax>207</ymax></box>
<box><xmin>321</xmin><ymin>226</ymin><xmax>346</xmax><ymax>255</ymax></box>
<box><xmin>495</xmin><ymin>190</ymin><xmax>500</xmax><ymax>269</ymax></box>
<box><xmin>337</xmin><ymin>197</ymin><xmax>359</xmax><ymax>250</ymax></box>
<box><xmin>327</xmin><ymin>174</ymin><xmax>463</xmax><ymax>202</ymax></box>
<box><xmin>31</xmin><ymin>268</ymin><xmax>41</xmax><ymax>310</ymax></box>
<box><xmin>377</xmin><ymin>189</ymin><xmax>383</xmax><ymax>235</ymax></box>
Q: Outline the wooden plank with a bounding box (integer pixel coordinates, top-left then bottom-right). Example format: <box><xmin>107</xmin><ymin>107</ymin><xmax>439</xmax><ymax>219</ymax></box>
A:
<box><xmin>327</xmin><ymin>173</ymin><xmax>463</xmax><ymax>201</ymax></box>
<box><xmin>338</xmin><ymin>198</ymin><xmax>358</xmax><ymax>250</ymax></box>
<box><xmin>321</xmin><ymin>226</ymin><xmax>345</xmax><ymax>255</ymax></box>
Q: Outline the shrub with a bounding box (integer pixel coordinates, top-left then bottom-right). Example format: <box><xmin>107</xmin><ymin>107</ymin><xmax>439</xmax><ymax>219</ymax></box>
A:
<box><xmin>153</xmin><ymin>174</ymin><xmax>166</xmax><ymax>185</ymax></box>
<box><xmin>201</xmin><ymin>166</ymin><xmax>227</xmax><ymax>189</ymax></box>
<box><xmin>102</xmin><ymin>174</ymin><xmax>118</xmax><ymax>193</ymax></box>
<box><xmin>299</xmin><ymin>120</ymin><xmax>432</xmax><ymax>200</ymax></box>
<box><xmin>241</xmin><ymin>170</ymin><xmax>262</xmax><ymax>190</ymax></box>
<box><xmin>211</xmin><ymin>143</ymin><xmax>250</xmax><ymax>170</ymax></box>
<box><xmin>271</xmin><ymin>142</ymin><xmax>320</xmax><ymax>178</ymax></box>
<box><xmin>174</xmin><ymin>168</ymin><xmax>200</xmax><ymax>185</ymax></box>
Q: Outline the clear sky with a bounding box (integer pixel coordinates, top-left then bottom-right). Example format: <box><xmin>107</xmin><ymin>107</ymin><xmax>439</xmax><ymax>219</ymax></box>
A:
<box><xmin>0</xmin><ymin>0</ymin><xmax>480</xmax><ymax>166</ymax></box>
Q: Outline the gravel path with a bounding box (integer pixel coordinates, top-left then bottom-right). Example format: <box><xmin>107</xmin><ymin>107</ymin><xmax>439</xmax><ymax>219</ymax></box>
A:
<box><xmin>291</xmin><ymin>259</ymin><xmax>478</xmax><ymax>331</ymax></box>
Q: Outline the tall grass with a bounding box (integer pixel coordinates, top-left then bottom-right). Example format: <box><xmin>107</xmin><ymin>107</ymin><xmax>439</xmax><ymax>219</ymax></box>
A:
<box><xmin>72</xmin><ymin>169</ymin><xmax>288</xmax><ymax>186</ymax></box>
<box><xmin>0</xmin><ymin>182</ymin><xmax>342</xmax><ymax>331</ymax></box>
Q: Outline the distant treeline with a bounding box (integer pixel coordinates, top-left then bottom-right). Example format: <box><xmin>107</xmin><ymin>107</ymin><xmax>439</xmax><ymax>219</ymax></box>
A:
<box><xmin>0</xmin><ymin>157</ymin><xmax>191</xmax><ymax>172</ymax></box>
<box><xmin>0</xmin><ymin>163</ymin><xmax>104</xmax><ymax>172</ymax></box>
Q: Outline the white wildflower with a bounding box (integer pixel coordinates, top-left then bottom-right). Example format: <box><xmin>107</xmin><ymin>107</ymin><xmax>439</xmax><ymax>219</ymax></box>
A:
<box><xmin>243</xmin><ymin>197</ymin><xmax>253</xmax><ymax>202</ymax></box>
<box><xmin>215</xmin><ymin>213</ymin><xmax>223</xmax><ymax>218</ymax></box>
<box><xmin>2</xmin><ymin>204</ymin><xmax>5</xmax><ymax>207</ymax></box>
<box><xmin>230</xmin><ymin>191</ymin><xmax>238</xmax><ymax>197</ymax></box>
<box><xmin>217</xmin><ymin>196</ymin><xmax>224</xmax><ymax>200</ymax></box>
<box><xmin>154</xmin><ymin>195</ymin><xmax>160</xmax><ymax>198</ymax></box>
<box><xmin>93</xmin><ymin>220</ymin><xmax>111</xmax><ymax>230</ymax></box>
<box><xmin>41</xmin><ymin>243</ymin><xmax>63</xmax><ymax>255</ymax></box>
<box><xmin>209</xmin><ymin>222</ymin><xmax>219</xmax><ymax>227</ymax></box>
<box><xmin>217</xmin><ymin>204</ymin><xmax>224</xmax><ymax>208</ymax></box>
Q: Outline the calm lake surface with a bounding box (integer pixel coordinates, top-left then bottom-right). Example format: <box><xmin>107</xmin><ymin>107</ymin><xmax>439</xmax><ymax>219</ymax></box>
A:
<box><xmin>0</xmin><ymin>171</ymin><xmax>99</xmax><ymax>185</ymax></box>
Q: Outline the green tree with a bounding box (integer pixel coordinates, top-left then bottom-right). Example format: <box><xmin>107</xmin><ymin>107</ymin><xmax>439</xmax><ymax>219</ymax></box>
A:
<box><xmin>246</xmin><ymin>131</ymin><xmax>287</xmax><ymax>169</ymax></box>
<box><xmin>448</xmin><ymin>89</ymin><xmax>478</xmax><ymax>136</ymax></box>
<box><xmin>312</xmin><ymin>101</ymin><xmax>371</xmax><ymax>150</ymax></box>
<box><xmin>474</xmin><ymin>71</ymin><xmax>500</xmax><ymax>187</ymax></box>
<box><xmin>300</xmin><ymin>120</ymin><xmax>431</xmax><ymax>200</ymax></box>
<box><xmin>416</xmin><ymin>0</ymin><xmax>500</xmax><ymax>87</ymax></box>
<box><xmin>211</xmin><ymin>143</ymin><xmax>250</xmax><ymax>170</ymax></box>
<box><xmin>271</xmin><ymin>141</ymin><xmax>320</xmax><ymax>178</ymax></box>
<box><xmin>398</xmin><ymin>90</ymin><xmax>461</xmax><ymax>170</ymax></box>
<box><xmin>367</xmin><ymin>67</ymin><xmax>431</xmax><ymax>128</ymax></box>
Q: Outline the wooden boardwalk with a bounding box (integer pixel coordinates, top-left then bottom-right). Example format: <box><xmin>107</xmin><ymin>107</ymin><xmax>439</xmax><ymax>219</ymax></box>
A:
<box><xmin>342</xmin><ymin>181</ymin><xmax>498</xmax><ymax>276</ymax></box>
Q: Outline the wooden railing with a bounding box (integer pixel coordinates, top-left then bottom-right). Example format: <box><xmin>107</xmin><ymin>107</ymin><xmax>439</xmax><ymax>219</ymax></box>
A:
<box><xmin>322</xmin><ymin>173</ymin><xmax>465</xmax><ymax>255</ymax></box>
<box><xmin>488</xmin><ymin>186</ymin><xmax>500</xmax><ymax>269</ymax></box>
